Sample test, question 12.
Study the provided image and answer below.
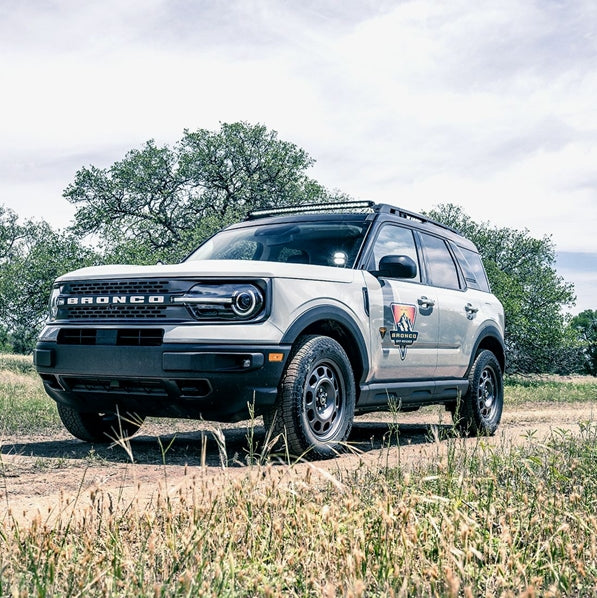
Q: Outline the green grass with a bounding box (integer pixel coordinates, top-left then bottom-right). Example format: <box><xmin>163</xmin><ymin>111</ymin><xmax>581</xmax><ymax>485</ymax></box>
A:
<box><xmin>0</xmin><ymin>355</ymin><xmax>60</xmax><ymax>434</ymax></box>
<box><xmin>0</xmin><ymin>353</ymin><xmax>37</xmax><ymax>375</ymax></box>
<box><xmin>505</xmin><ymin>375</ymin><xmax>597</xmax><ymax>405</ymax></box>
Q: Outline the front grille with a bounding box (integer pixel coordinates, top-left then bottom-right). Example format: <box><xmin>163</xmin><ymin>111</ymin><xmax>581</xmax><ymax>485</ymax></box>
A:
<box><xmin>58</xmin><ymin>329</ymin><xmax>97</xmax><ymax>345</ymax></box>
<box><xmin>66</xmin><ymin>280</ymin><xmax>170</xmax><ymax>295</ymax></box>
<box><xmin>58</xmin><ymin>328</ymin><xmax>165</xmax><ymax>346</ymax></box>
<box><xmin>65</xmin><ymin>304</ymin><xmax>168</xmax><ymax>320</ymax></box>
<box><xmin>117</xmin><ymin>329</ymin><xmax>164</xmax><ymax>346</ymax></box>
<box><xmin>56</xmin><ymin>278</ymin><xmax>191</xmax><ymax>322</ymax></box>
<box><xmin>62</xmin><ymin>377</ymin><xmax>168</xmax><ymax>397</ymax></box>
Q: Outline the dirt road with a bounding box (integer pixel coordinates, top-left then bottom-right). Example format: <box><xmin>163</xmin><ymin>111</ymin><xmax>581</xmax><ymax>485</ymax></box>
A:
<box><xmin>1</xmin><ymin>402</ymin><xmax>595</xmax><ymax>524</ymax></box>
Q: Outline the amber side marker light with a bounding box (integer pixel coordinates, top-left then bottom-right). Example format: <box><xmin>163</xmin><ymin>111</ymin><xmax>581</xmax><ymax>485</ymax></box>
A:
<box><xmin>268</xmin><ymin>353</ymin><xmax>284</xmax><ymax>362</ymax></box>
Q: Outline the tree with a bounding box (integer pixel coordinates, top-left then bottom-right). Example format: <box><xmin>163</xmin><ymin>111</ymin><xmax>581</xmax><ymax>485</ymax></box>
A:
<box><xmin>0</xmin><ymin>205</ymin><xmax>24</xmax><ymax>263</ymax></box>
<box><xmin>571</xmin><ymin>310</ymin><xmax>597</xmax><ymax>375</ymax></box>
<box><xmin>65</xmin><ymin>122</ymin><xmax>347</xmax><ymax>264</ymax></box>
<box><xmin>0</xmin><ymin>213</ymin><xmax>97</xmax><ymax>353</ymax></box>
<box><xmin>425</xmin><ymin>204</ymin><xmax>577</xmax><ymax>373</ymax></box>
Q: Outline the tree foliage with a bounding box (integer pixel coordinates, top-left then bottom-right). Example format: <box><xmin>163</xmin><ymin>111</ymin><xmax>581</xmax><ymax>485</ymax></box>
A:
<box><xmin>425</xmin><ymin>204</ymin><xmax>577</xmax><ymax>373</ymax></box>
<box><xmin>1</xmin><ymin>124</ymin><xmax>589</xmax><ymax>373</ymax></box>
<box><xmin>0</xmin><ymin>210</ymin><xmax>97</xmax><ymax>353</ymax></box>
<box><xmin>65</xmin><ymin>122</ymin><xmax>346</xmax><ymax>264</ymax></box>
<box><xmin>571</xmin><ymin>310</ymin><xmax>597</xmax><ymax>375</ymax></box>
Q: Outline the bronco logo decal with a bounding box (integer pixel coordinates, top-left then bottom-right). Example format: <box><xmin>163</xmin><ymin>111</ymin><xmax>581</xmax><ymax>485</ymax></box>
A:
<box><xmin>390</xmin><ymin>303</ymin><xmax>419</xmax><ymax>360</ymax></box>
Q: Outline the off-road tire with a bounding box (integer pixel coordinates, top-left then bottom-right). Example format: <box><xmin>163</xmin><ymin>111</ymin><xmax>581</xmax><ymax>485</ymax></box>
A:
<box><xmin>57</xmin><ymin>404</ymin><xmax>145</xmax><ymax>443</ymax></box>
<box><xmin>267</xmin><ymin>335</ymin><xmax>356</xmax><ymax>459</ymax></box>
<box><xmin>452</xmin><ymin>350</ymin><xmax>503</xmax><ymax>436</ymax></box>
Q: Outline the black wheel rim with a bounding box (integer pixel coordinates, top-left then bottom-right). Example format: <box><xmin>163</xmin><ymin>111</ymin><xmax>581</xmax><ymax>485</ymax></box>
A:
<box><xmin>477</xmin><ymin>366</ymin><xmax>498</xmax><ymax>421</ymax></box>
<box><xmin>302</xmin><ymin>358</ymin><xmax>346</xmax><ymax>441</ymax></box>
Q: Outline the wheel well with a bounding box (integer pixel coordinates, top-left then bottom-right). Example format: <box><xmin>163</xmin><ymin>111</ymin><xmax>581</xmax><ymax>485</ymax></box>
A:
<box><xmin>297</xmin><ymin>320</ymin><xmax>365</xmax><ymax>389</ymax></box>
<box><xmin>474</xmin><ymin>335</ymin><xmax>506</xmax><ymax>374</ymax></box>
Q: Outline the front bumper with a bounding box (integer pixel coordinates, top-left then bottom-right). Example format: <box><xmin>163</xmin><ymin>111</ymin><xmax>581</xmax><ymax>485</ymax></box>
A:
<box><xmin>34</xmin><ymin>342</ymin><xmax>290</xmax><ymax>421</ymax></box>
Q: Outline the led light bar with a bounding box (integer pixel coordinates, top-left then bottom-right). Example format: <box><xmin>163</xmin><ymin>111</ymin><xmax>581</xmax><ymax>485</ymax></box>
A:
<box><xmin>248</xmin><ymin>200</ymin><xmax>375</xmax><ymax>219</ymax></box>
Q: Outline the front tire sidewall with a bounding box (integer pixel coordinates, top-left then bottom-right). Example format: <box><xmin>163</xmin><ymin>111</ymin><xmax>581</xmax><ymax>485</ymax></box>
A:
<box><xmin>277</xmin><ymin>335</ymin><xmax>355</xmax><ymax>459</ymax></box>
<box><xmin>57</xmin><ymin>403</ymin><xmax>144</xmax><ymax>443</ymax></box>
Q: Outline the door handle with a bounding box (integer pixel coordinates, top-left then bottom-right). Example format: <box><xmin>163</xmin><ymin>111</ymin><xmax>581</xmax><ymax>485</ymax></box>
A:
<box><xmin>417</xmin><ymin>296</ymin><xmax>435</xmax><ymax>309</ymax></box>
<box><xmin>465</xmin><ymin>303</ymin><xmax>479</xmax><ymax>314</ymax></box>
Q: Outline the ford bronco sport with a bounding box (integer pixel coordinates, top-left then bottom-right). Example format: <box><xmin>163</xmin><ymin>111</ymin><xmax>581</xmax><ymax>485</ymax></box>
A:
<box><xmin>34</xmin><ymin>201</ymin><xmax>505</xmax><ymax>458</ymax></box>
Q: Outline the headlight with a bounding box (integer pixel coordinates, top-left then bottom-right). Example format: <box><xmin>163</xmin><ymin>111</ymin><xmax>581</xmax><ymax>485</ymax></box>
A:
<box><xmin>48</xmin><ymin>285</ymin><xmax>62</xmax><ymax>321</ymax></box>
<box><xmin>172</xmin><ymin>282</ymin><xmax>265</xmax><ymax>321</ymax></box>
<box><xmin>231</xmin><ymin>287</ymin><xmax>261</xmax><ymax>317</ymax></box>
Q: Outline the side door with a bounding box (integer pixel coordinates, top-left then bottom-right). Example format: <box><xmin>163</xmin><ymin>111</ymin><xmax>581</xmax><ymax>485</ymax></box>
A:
<box><xmin>417</xmin><ymin>232</ymin><xmax>479</xmax><ymax>378</ymax></box>
<box><xmin>364</xmin><ymin>223</ymin><xmax>439</xmax><ymax>381</ymax></box>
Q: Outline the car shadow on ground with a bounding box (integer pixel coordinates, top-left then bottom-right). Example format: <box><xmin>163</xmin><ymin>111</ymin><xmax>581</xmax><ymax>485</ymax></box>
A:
<box><xmin>0</xmin><ymin>419</ymin><xmax>458</xmax><ymax>468</ymax></box>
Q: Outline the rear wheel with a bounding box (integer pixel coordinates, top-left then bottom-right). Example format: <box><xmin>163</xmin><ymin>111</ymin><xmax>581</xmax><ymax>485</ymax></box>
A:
<box><xmin>453</xmin><ymin>350</ymin><xmax>503</xmax><ymax>436</ymax></box>
<box><xmin>266</xmin><ymin>335</ymin><xmax>355</xmax><ymax>459</ymax></box>
<box><xmin>57</xmin><ymin>404</ymin><xmax>145</xmax><ymax>442</ymax></box>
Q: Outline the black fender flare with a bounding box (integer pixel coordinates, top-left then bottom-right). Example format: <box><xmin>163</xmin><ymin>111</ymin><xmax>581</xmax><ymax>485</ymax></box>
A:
<box><xmin>468</xmin><ymin>324</ymin><xmax>506</xmax><ymax>375</ymax></box>
<box><xmin>281</xmin><ymin>306</ymin><xmax>370</xmax><ymax>385</ymax></box>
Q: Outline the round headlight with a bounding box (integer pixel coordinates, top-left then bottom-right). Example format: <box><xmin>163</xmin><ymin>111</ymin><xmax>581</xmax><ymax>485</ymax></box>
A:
<box><xmin>232</xmin><ymin>287</ymin><xmax>262</xmax><ymax>317</ymax></box>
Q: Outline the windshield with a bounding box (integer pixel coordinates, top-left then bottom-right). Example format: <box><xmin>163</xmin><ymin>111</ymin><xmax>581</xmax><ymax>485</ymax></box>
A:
<box><xmin>186</xmin><ymin>220</ymin><xmax>370</xmax><ymax>268</ymax></box>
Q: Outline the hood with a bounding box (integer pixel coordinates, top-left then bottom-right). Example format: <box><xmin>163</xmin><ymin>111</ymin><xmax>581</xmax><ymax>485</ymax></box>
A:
<box><xmin>56</xmin><ymin>259</ymin><xmax>360</xmax><ymax>284</ymax></box>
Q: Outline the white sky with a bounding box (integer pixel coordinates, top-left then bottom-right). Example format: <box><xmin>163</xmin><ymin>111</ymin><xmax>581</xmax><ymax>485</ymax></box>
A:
<box><xmin>1</xmin><ymin>0</ymin><xmax>596</xmax><ymax>312</ymax></box>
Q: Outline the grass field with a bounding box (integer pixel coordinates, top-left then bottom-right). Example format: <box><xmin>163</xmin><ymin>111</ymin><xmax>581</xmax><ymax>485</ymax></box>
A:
<box><xmin>0</xmin><ymin>355</ymin><xmax>596</xmax><ymax>596</ymax></box>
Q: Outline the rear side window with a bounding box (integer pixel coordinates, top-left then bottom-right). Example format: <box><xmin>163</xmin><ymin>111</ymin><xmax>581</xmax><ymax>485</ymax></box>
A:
<box><xmin>452</xmin><ymin>244</ymin><xmax>491</xmax><ymax>292</ymax></box>
<box><xmin>419</xmin><ymin>233</ymin><xmax>461</xmax><ymax>290</ymax></box>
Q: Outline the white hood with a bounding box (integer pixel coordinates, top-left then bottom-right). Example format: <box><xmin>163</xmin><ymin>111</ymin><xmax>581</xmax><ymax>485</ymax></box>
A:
<box><xmin>56</xmin><ymin>259</ymin><xmax>359</xmax><ymax>284</ymax></box>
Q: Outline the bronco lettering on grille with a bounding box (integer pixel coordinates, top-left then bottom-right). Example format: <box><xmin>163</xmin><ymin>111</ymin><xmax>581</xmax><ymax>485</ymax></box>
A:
<box><xmin>59</xmin><ymin>295</ymin><xmax>167</xmax><ymax>306</ymax></box>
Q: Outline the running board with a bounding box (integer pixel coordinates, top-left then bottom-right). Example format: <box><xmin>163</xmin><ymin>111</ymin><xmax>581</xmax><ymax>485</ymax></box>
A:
<box><xmin>357</xmin><ymin>379</ymin><xmax>469</xmax><ymax>410</ymax></box>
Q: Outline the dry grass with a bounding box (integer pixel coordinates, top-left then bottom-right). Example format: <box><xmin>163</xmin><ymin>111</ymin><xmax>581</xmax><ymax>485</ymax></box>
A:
<box><xmin>0</xmin><ymin>423</ymin><xmax>595</xmax><ymax>596</ymax></box>
<box><xmin>0</xmin><ymin>356</ymin><xmax>596</xmax><ymax>595</ymax></box>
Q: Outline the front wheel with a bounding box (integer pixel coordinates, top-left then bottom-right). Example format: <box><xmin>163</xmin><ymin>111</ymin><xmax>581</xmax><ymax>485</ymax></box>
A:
<box><xmin>453</xmin><ymin>350</ymin><xmax>503</xmax><ymax>436</ymax></box>
<box><xmin>267</xmin><ymin>335</ymin><xmax>356</xmax><ymax>459</ymax></box>
<box><xmin>57</xmin><ymin>404</ymin><xmax>145</xmax><ymax>442</ymax></box>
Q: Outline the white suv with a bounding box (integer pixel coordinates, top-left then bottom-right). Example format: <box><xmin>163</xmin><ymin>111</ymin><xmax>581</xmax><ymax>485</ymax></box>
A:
<box><xmin>35</xmin><ymin>202</ymin><xmax>505</xmax><ymax>458</ymax></box>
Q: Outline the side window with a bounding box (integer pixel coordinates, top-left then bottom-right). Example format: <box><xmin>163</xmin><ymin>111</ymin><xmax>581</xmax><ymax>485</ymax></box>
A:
<box><xmin>450</xmin><ymin>243</ymin><xmax>491</xmax><ymax>292</ymax></box>
<box><xmin>419</xmin><ymin>233</ymin><xmax>461</xmax><ymax>290</ymax></box>
<box><xmin>369</xmin><ymin>224</ymin><xmax>420</xmax><ymax>281</ymax></box>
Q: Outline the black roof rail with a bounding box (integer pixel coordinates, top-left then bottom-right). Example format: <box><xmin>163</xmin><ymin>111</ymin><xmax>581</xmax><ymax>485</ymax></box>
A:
<box><xmin>374</xmin><ymin>204</ymin><xmax>460</xmax><ymax>234</ymax></box>
<box><xmin>247</xmin><ymin>200</ymin><xmax>460</xmax><ymax>235</ymax></box>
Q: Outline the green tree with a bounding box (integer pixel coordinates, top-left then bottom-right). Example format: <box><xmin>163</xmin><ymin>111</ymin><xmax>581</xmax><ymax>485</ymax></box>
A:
<box><xmin>0</xmin><ymin>214</ymin><xmax>97</xmax><ymax>353</ymax></box>
<box><xmin>65</xmin><ymin>122</ymin><xmax>347</xmax><ymax>264</ymax></box>
<box><xmin>0</xmin><ymin>205</ymin><xmax>24</xmax><ymax>262</ymax></box>
<box><xmin>571</xmin><ymin>310</ymin><xmax>597</xmax><ymax>375</ymax></box>
<box><xmin>425</xmin><ymin>204</ymin><xmax>576</xmax><ymax>373</ymax></box>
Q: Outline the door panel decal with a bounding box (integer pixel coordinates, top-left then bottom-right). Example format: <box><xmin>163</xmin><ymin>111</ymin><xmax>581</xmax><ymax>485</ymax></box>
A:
<box><xmin>390</xmin><ymin>303</ymin><xmax>419</xmax><ymax>360</ymax></box>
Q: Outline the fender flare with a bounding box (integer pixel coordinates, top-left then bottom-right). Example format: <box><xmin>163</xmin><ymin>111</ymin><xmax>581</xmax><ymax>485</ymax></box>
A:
<box><xmin>468</xmin><ymin>324</ymin><xmax>506</xmax><ymax>374</ymax></box>
<box><xmin>281</xmin><ymin>306</ymin><xmax>370</xmax><ymax>384</ymax></box>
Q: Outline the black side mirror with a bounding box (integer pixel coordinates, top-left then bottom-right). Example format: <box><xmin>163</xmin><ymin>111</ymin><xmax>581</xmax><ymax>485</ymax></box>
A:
<box><xmin>377</xmin><ymin>255</ymin><xmax>418</xmax><ymax>279</ymax></box>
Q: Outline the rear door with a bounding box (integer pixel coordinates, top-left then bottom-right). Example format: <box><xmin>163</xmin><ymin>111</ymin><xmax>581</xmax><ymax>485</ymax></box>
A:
<box><xmin>417</xmin><ymin>232</ymin><xmax>479</xmax><ymax>378</ymax></box>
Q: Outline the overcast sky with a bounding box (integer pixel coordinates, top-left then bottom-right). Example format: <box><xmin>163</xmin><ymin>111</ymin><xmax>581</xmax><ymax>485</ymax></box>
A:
<box><xmin>1</xmin><ymin>0</ymin><xmax>596</xmax><ymax>312</ymax></box>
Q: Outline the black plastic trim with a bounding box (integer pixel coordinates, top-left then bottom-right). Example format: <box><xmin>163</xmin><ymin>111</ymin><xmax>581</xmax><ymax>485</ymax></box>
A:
<box><xmin>280</xmin><ymin>306</ymin><xmax>370</xmax><ymax>382</ymax></box>
<box><xmin>468</xmin><ymin>325</ymin><xmax>506</xmax><ymax>374</ymax></box>
<box><xmin>357</xmin><ymin>379</ymin><xmax>469</xmax><ymax>412</ymax></box>
<box><xmin>35</xmin><ymin>341</ymin><xmax>291</xmax><ymax>422</ymax></box>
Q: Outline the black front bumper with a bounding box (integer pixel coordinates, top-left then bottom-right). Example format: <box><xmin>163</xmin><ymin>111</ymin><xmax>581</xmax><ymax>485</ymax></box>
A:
<box><xmin>34</xmin><ymin>342</ymin><xmax>291</xmax><ymax>422</ymax></box>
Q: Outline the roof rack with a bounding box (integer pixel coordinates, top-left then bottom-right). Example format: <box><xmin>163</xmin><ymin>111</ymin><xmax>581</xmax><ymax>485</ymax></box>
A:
<box><xmin>246</xmin><ymin>200</ymin><xmax>460</xmax><ymax>235</ymax></box>
<box><xmin>375</xmin><ymin>204</ymin><xmax>460</xmax><ymax>234</ymax></box>
<box><xmin>247</xmin><ymin>201</ymin><xmax>375</xmax><ymax>220</ymax></box>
